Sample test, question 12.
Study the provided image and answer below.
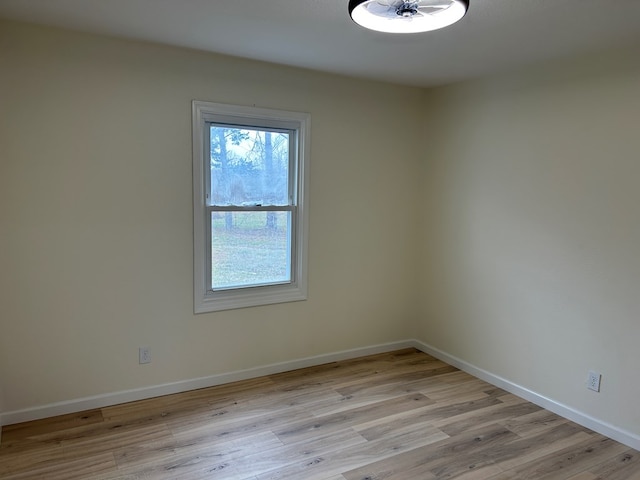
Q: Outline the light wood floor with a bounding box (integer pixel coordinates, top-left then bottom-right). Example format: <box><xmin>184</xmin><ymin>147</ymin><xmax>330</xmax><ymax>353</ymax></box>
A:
<box><xmin>1</xmin><ymin>349</ymin><xmax>639</xmax><ymax>480</ymax></box>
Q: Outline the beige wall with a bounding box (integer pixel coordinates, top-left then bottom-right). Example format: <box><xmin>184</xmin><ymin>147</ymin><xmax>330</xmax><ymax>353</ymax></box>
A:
<box><xmin>0</xmin><ymin>20</ymin><xmax>422</xmax><ymax>414</ymax></box>
<box><xmin>418</xmin><ymin>48</ymin><xmax>640</xmax><ymax>435</ymax></box>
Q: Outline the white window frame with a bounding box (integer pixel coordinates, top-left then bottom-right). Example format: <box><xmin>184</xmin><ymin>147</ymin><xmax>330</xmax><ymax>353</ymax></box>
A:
<box><xmin>192</xmin><ymin>101</ymin><xmax>310</xmax><ymax>313</ymax></box>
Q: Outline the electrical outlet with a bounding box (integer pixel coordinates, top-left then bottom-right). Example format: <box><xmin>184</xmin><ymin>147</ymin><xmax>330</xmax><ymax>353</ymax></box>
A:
<box><xmin>139</xmin><ymin>347</ymin><xmax>151</xmax><ymax>364</ymax></box>
<box><xmin>587</xmin><ymin>371</ymin><xmax>601</xmax><ymax>392</ymax></box>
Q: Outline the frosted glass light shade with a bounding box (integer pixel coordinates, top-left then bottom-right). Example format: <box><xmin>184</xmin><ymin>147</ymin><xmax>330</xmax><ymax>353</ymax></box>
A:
<box><xmin>349</xmin><ymin>0</ymin><xmax>469</xmax><ymax>34</ymax></box>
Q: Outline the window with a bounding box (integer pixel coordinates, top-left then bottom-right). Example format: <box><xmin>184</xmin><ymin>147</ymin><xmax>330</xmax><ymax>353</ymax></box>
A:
<box><xmin>192</xmin><ymin>101</ymin><xmax>310</xmax><ymax>313</ymax></box>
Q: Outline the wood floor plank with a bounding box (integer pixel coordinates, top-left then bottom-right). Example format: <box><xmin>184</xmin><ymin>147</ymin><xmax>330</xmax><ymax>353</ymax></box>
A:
<box><xmin>167</xmin><ymin>403</ymin><xmax>313</xmax><ymax>445</ymax></box>
<box><xmin>496</xmin><ymin>427</ymin><xmax>593</xmax><ymax>471</ymax></box>
<box><xmin>332</xmin><ymin>361</ymin><xmax>458</xmax><ymax>395</ymax></box>
<box><xmin>503</xmin><ymin>435</ymin><xmax>630</xmax><ymax>479</ymax></box>
<box><xmin>435</xmin><ymin>399</ymin><xmax>543</xmax><ymax>436</ymax></box>
<box><xmin>0</xmin><ymin>452</ymin><xmax>117</xmax><ymax>480</ymax></box>
<box><xmin>343</xmin><ymin>422</ymin><xmax>518</xmax><ymax>480</ymax></box>
<box><xmin>448</xmin><ymin>464</ymin><xmax>506</xmax><ymax>480</ymax></box>
<box><xmin>394</xmin><ymin>391</ymin><xmax>506</xmax><ymax>425</ymax></box>
<box><xmin>1</xmin><ymin>349</ymin><xmax>638</xmax><ymax>480</ymax></box>
<box><xmin>499</xmin><ymin>408</ymin><xmax>570</xmax><ymax>438</ymax></box>
<box><xmin>419</xmin><ymin>376</ymin><xmax>498</xmax><ymax>400</ymax></box>
<box><xmin>256</xmin><ymin>420</ymin><xmax>447</xmax><ymax>480</ymax></box>
<box><xmin>0</xmin><ymin>442</ymin><xmax>65</xmax><ymax>477</ymax></box>
<box><xmin>208</xmin><ymin>428</ymin><xmax>368</xmax><ymax>479</ymax></box>
<box><xmin>577</xmin><ymin>449</ymin><xmax>640</xmax><ymax>480</ymax></box>
<box><xmin>112</xmin><ymin>428</ymin><xmax>181</xmax><ymax>469</ymax></box>
<box><xmin>0</xmin><ymin>408</ymin><xmax>104</xmax><ymax>445</ymax></box>
<box><xmin>566</xmin><ymin>474</ymin><xmax>598</xmax><ymax>480</ymax></box>
<box><xmin>354</xmin><ymin>411</ymin><xmax>447</xmax><ymax>443</ymax></box>
<box><xmin>346</xmin><ymin>390</ymin><xmax>497</xmax><ymax>441</ymax></box>
<box><xmin>102</xmin><ymin>377</ymin><xmax>280</xmax><ymax>429</ymax></box>
<box><xmin>110</xmin><ymin>430</ymin><xmax>284</xmax><ymax>479</ymax></box>
<box><xmin>273</xmin><ymin>393</ymin><xmax>434</xmax><ymax>444</ymax></box>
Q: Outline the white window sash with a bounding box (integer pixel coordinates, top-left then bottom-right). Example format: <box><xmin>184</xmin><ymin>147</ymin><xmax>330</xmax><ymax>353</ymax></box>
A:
<box><xmin>192</xmin><ymin>101</ymin><xmax>310</xmax><ymax>313</ymax></box>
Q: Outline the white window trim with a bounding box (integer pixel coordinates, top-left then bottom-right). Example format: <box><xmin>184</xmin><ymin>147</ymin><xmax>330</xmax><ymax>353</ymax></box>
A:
<box><xmin>192</xmin><ymin>101</ymin><xmax>310</xmax><ymax>313</ymax></box>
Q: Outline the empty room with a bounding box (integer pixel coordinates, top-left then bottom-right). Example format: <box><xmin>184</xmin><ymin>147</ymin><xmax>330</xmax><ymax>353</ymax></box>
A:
<box><xmin>1</xmin><ymin>1</ymin><xmax>640</xmax><ymax>478</ymax></box>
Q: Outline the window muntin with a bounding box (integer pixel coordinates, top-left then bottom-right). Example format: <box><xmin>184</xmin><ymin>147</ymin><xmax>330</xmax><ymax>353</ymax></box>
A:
<box><xmin>192</xmin><ymin>102</ymin><xmax>309</xmax><ymax>313</ymax></box>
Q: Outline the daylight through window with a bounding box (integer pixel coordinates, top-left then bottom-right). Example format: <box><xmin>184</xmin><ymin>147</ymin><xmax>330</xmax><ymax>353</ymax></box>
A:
<box><xmin>192</xmin><ymin>102</ymin><xmax>310</xmax><ymax>313</ymax></box>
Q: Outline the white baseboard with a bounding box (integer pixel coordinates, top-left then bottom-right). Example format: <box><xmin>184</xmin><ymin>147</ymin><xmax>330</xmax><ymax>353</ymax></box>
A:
<box><xmin>0</xmin><ymin>340</ymin><xmax>415</xmax><ymax>427</ymax></box>
<box><xmin>3</xmin><ymin>338</ymin><xmax>639</xmax><ymax>453</ymax></box>
<box><xmin>411</xmin><ymin>339</ymin><xmax>640</xmax><ymax>452</ymax></box>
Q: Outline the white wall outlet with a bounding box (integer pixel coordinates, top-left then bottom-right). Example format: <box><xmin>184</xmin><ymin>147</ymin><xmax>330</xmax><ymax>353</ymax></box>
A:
<box><xmin>139</xmin><ymin>346</ymin><xmax>151</xmax><ymax>364</ymax></box>
<box><xmin>587</xmin><ymin>370</ymin><xmax>601</xmax><ymax>392</ymax></box>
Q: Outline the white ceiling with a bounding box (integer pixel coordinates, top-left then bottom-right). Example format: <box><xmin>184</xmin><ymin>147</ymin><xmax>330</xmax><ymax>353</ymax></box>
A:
<box><xmin>0</xmin><ymin>0</ymin><xmax>639</xmax><ymax>87</ymax></box>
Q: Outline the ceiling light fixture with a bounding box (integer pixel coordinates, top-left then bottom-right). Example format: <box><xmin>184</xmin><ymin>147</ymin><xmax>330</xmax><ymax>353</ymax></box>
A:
<box><xmin>348</xmin><ymin>0</ymin><xmax>469</xmax><ymax>34</ymax></box>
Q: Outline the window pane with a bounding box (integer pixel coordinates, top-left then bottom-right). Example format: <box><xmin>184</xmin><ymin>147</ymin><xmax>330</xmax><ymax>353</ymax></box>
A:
<box><xmin>209</xmin><ymin>126</ymin><xmax>290</xmax><ymax>206</ymax></box>
<box><xmin>211</xmin><ymin>211</ymin><xmax>291</xmax><ymax>289</ymax></box>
